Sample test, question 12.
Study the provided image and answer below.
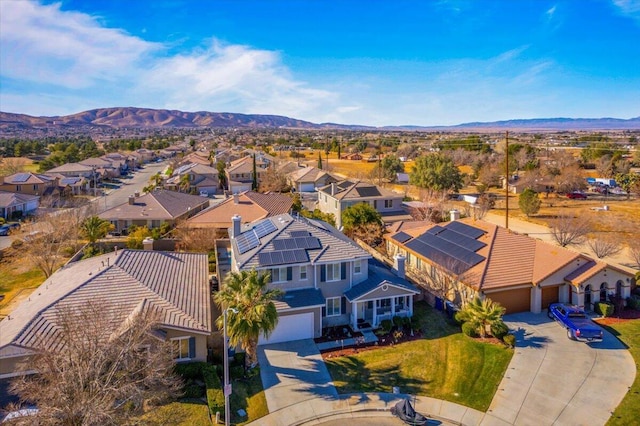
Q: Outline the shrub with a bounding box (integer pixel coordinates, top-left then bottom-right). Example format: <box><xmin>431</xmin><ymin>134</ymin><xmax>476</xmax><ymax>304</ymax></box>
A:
<box><xmin>453</xmin><ymin>310</ymin><xmax>465</xmax><ymax>325</ymax></box>
<box><xmin>183</xmin><ymin>383</ymin><xmax>205</xmax><ymax>398</ymax></box>
<box><xmin>203</xmin><ymin>364</ymin><xmax>224</xmax><ymax>417</ymax></box>
<box><xmin>461</xmin><ymin>322</ymin><xmax>478</xmax><ymax>337</ymax></box>
<box><xmin>0</xmin><ymin>218</ymin><xmax>5</xmax><ymax>225</ymax></box>
<box><xmin>380</xmin><ymin>319</ymin><xmax>393</xmax><ymax>333</ymax></box>
<box><xmin>490</xmin><ymin>321</ymin><xmax>509</xmax><ymax>339</ymax></box>
<box><xmin>230</xmin><ymin>365</ymin><xmax>245</xmax><ymax>379</ymax></box>
<box><xmin>595</xmin><ymin>302</ymin><xmax>614</xmax><ymax>317</ymax></box>
<box><xmin>626</xmin><ymin>295</ymin><xmax>640</xmax><ymax>310</ymax></box>
<box><xmin>175</xmin><ymin>362</ymin><xmax>206</xmax><ymax>380</ymax></box>
<box><xmin>503</xmin><ymin>334</ymin><xmax>516</xmax><ymax>347</ymax></box>
<box><xmin>392</xmin><ymin>316</ymin><xmax>404</xmax><ymax>328</ymax></box>
<box><xmin>11</xmin><ymin>239</ymin><xmax>23</xmax><ymax>249</ymax></box>
<box><xmin>232</xmin><ymin>352</ymin><xmax>245</xmax><ymax>367</ymax></box>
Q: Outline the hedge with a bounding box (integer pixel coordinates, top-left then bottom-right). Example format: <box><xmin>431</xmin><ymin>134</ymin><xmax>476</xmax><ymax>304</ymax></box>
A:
<box><xmin>461</xmin><ymin>322</ymin><xmax>478</xmax><ymax>337</ymax></box>
<box><xmin>203</xmin><ymin>364</ymin><xmax>224</xmax><ymax>418</ymax></box>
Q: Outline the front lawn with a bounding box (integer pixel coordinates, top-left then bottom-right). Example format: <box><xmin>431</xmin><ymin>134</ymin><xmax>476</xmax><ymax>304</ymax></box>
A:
<box><xmin>324</xmin><ymin>301</ymin><xmax>513</xmax><ymax>411</ymax></box>
<box><xmin>600</xmin><ymin>319</ymin><xmax>640</xmax><ymax>426</ymax></box>
<box><xmin>230</xmin><ymin>370</ymin><xmax>268</xmax><ymax>425</ymax></box>
<box><xmin>0</xmin><ymin>251</ymin><xmax>45</xmax><ymax>316</ymax></box>
<box><xmin>132</xmin><ymin>399</ymin><xmax>210</xmax><ymax>425</ymax></box>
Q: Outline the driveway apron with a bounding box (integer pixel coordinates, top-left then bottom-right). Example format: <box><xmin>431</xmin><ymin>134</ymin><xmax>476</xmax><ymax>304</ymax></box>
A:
<box><xmin>257</xmin><ymin>339</ymin><xmax>338</xmax><ymax>413</ymax></box>
<box><xmin>486</xmin><ymin>312</ymin><xmax>635</xmax><ymax>426</ymax></box>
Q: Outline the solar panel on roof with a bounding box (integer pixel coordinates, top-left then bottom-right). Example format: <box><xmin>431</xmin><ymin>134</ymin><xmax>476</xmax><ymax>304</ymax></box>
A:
<box><xmin>446</xmin><ymin>221</ymin><xmax>485</xmax><ymax>239</ymax></box>
<box><xmin>290</xmin><ymin>230</ymin><xmax>310</xmax><ymax>238</ymax></box>
<box><xmin>270</xmin><ymin>251</ymin><xmax>284</xmax><ymax>264</ymax></box>
<box><xmin>253</xmin><ymin>220</ymin><xmax>277</xmax><ymax>238</ymax></box>
<box><xmin>12</xmin><ymin>173</ymin><xmax>30</xmax><ymax>183</ymax></box>
<box><xmin>426</xmin><ymin>225</ymin><xmax>445</xmax><ymax>235</ymax></box>
<box><xmin>338</xmin><ymin>181</ymin><xmax>353</xmax><ymax>189</ymax></box>
<box><xmin>273</xmin><ymin>239</ymin><xmax>287</xmax><ymax>250</ymax></box>
<box><xmin>305</xmin><ymin>237</ymin><xmax>321</xmax><ymax>249</ymax></box>
<box><xmin>282</xmin><ymin>250</ymin><xmax>297</xmax><ymax>263</ymax></box>
<box><xmin>355</xmin><ymin>186</ymin><xmax>381</xmax><ymax>197</ymax></box>
<box><xmin>236</xmin><ymin>231</ymin><xmax>259</xmax><ymax>254</ymax></box>
<box><xmin>294</xmin><ymin>250</ymin><xmax>308</xmax><ymax>262</ymax></box>
<box><xmin>391</xmin><ymin>231</ymin><xmax>412</xmax><ymax>243</ymax></box>
<box><xmin>258</xmin><ymin>252</ymin><xmax>272</xmax><ymax>266</ymax></box>
<box><xmin>438</xmin><ymin>229</ymin><xmax>486</xmax><ymax>252</ymax></box>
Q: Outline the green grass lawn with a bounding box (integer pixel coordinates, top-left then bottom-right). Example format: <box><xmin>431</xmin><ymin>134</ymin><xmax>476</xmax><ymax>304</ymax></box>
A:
<box><xmin>601</xmin><ymin>319</ymin><xmax>640</xmax><ymax>426</ymax></box>
<box><xmin>0</xmin><ymin>256</ymin><xmax>45</xmax><ymax>316</ymax></box>
<box><xmin>230</xmin><ymin>370</ymin><xmax>268</xmax><ymax>425</ymax></box>
<box><xmin>325</xmin><ymin>301</ymin><xmax>513</xmax><ymax>412</ymax></box>
<box><xmin>132</xmin><ymin>399</ymin><xmax>211</xmax><ymax>425</ymax></box>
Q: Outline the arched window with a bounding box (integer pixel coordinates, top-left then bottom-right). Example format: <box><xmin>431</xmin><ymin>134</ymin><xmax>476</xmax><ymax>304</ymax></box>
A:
<box><xmin>616</xmin><ymin>280</ymin><xmax>623</xmax><ymax>297</ymax></box>
<box><xmin>584</xmin><ymin>284</ymin><xmax>592</xmax><ymax>308</ymax></box>
<box><xmin>600</xmin><ymin>283</ymin><xmax>608</xmax><ymax>302</ymax></box>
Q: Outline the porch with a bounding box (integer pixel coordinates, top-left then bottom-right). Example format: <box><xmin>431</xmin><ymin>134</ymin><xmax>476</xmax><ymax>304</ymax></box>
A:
<box><xmin>350</xmin><ymin>295</ymin><xmax>413</xmax><ymax>330</ymax></box>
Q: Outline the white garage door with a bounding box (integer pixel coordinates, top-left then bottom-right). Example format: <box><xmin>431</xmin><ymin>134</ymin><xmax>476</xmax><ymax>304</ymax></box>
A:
<box><xmin>299</xmin><ymin>183</ymin><xmax>316</xmax><ymax>192</ymax></box>
<box><xmin>259</xmin><ymin>312</ymin><xmax>314</xmax><ymax>345</ymax></box>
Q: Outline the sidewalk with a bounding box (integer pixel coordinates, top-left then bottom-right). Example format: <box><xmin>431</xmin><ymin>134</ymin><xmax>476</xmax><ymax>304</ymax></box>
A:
<box><xmin>247</xmin><ymin>392</ymin><xmax>492</xmax><ymax>426</ymax></box>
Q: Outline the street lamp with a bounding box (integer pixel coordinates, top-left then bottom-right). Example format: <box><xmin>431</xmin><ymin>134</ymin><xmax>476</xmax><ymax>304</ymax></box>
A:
<box><xmin>223</xmin><ymin>307</ymin><xmax>238</xmax><ymax>426</ymax></box>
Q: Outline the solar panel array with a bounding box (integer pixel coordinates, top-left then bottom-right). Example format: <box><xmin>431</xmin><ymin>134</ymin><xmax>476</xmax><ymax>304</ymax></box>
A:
<box><xmin>236</xmin><ymin>231</ymin><xmax>259</xmax><ymax>254</ymax></box>
<box><xmin>253</xmin><ymin>220</ymin><xmax>277</xmax><ymax>238</ymax></box>
<box><xmin>290</xmin><ymin>230</ymin><xmax>311</xmax><ymax>238</ymax></box>
<box><xmin>273</xmin><ymin>236</ymin><xmax>321</xmax><ymax>251</ymax></box>
<box><xmin>356</xmin><ymin>186</ymin><xmax>381</xmax><ymax>197</ymax></box>
<box><xmin>60</xmin><ymin>177</ymin><xmax>81</xmax><ymax>185</ymax></box>
<box><xmin>258</xmin><ymin>250</ymin><xmax>309</xmax><ymax>267</ymax></box>
<box><xmin>12</xmin><ymin>173</ymin><xmax>30</xmax><ymax>183</ymax></box>
<box><xmin>403</xmin><ymin>222</ymin><xmax>487</xmax><ymax>274</ymax></box>
<box><xmin>391</xmin><ymin>231</ymin><xmax>412</xmax><ymax>243</ymax></box>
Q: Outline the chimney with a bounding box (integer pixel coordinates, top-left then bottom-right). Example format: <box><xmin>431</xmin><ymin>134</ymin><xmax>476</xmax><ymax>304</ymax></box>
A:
<box><xmin>114</xmin><ymin>246</ymin><xmax>118</xmax><ymax>256</ymax></box>
<box><xmin>142</xmin><ymin>237</ymin><xmax>154</xmax><ymax>251</ymax></box>
<box><xmin>231</xmin><ymin>214</ymin><xmax>242</xmax><ymax>238</ymax></box>
<box><xmin>330</xmin><ymin>182</ymin><xmax>336</xmax><ymax>196</ymax></box>
<box><xmin>450</xmin><ymin>209</ymin><xmax>460</xmax><ymax>222</ymax></box>
<box><xmin>233</xmin><ymin>193</ymin><xmax>239</xmax><ymax>204</ymax></box>
<box><xmin>394</xmin><ymin>254</ymin><xmax>406</xmax><ymax>279</ymax></box>
<box><xmin>134</xmin><ymin>191</ymin><xmax>140</xmax><ymax>197</ymax></box>
<box><xmin>128</xmin><ymin>195</ymin><xmax>135</xmax><ymax>205</ymax></box>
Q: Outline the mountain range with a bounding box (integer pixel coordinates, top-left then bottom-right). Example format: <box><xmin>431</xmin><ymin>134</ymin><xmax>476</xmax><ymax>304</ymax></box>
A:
<box><xmin>1</xmin><ymin>108</ymin><xmax>639</xmax><ymax>131</ymax></box>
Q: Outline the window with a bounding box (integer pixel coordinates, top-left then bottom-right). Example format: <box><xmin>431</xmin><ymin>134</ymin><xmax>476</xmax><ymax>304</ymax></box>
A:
<box><xmin>373</xmin><ymin>200</ymin><xmax>378</xmax><ymax>209</ymax></box>
<box><xmin>600</xmin><ymin>283</ymin><xmax>608</xmax><ymax>302</ymax></box>
<box><xmin>33</xmin><ymin>184</ymin><xmax>38</xmax><ymax>191</ymax></box>
<box><xmin>334</xmin><ymin>200</ymin><xmax>338</xmax><ymax>209</ymax></box>
<box><xmin>326</xmin><ymin>263</ymin><xmax>341</xmax><ymax>282</ymax></box>
<box><xmin>171</xmin><ymin>336</ymin><xmax>193</xmax><ymax>361</ymax></box>
<box><xmin>271</xmin><ymin>267</ymin><xmax>288</xmax><ymax>283</ymax></box>
<box><xmin>151</xmin><ymin>220</ymin><xmax>161</xmax><ymax>228</ymax></box>
<box><xmin>354</xmin><ymin>260</ymin><xmax>362</xmax><ymax>274</ymax></box>
<box><xmin>385</xmin><ymin>199</ymin><xmax>393</xmax><ymax>208</ymax></box>
<box><xmin>326</xmin><ymin>297</ymin><xmax>341</xmax><ymax>316</ymax></box>
<box><xmin>300</xmin><ymin>265</ymin><xmax>308</xmax><ymax>280</ymax></box>
<box><xmin>416</xmin><ymin>258</ymin><xmax>422</xmax><ymax>269</ymax></box>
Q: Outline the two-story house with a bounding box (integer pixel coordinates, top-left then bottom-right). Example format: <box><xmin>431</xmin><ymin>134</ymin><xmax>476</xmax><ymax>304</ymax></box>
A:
<box><xmin>287</xmin><ymin>166</ymin><xmax>339</xmax><ymax>193</ymax></box>
<box><xmin>164</xmin><ymin>163</ymin><xmax>219</xmax><ymax>196</ymax></box>
<box><xmin>317</xmin><ymin>180</ymin><xmax>411</xmax><ymax>229</ymax></box>
<box><xmin>225</xmin><ymin>156</ymin><xmax>267</xmax><ymax>194</ymax></box>
<box><xmin>224</xmin><ymin>213</ymin><xmax>419</xmax><ymax>345</ymax></box>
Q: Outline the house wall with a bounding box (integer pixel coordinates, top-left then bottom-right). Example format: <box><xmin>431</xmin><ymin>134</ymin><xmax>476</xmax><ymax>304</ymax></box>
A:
<box><xmin>164</xmin><ymin>329</ymin><xmax>208</xmax><ymax>362</ymax></box>
<box><xmin>261</xmin><ymin>265</ymin><xmax>314</xmax><ymax>291</ymax></box>
<box><xmin>573</xmin><ymin>268</ymin><xmax>632</xmax><ymax>309</ymax></box>
<box><xmin>318</xmin><ymin>192</ymin><xmax>341</xmax><ymax>226</ymax></box>
<box><xmin>315</xmin><ymin>261</ymin><xmax>352</xmax><ymax>297</ymax></box>
<box><xmin>0</xmin><ymin>355</ymin><xmax>33</xmax><ymax>378</ymax></box>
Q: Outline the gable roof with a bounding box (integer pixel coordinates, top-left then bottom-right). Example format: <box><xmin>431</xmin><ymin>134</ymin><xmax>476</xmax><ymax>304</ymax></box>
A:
<box><xmin>0</xmin><ymin>191</ymin><xmax>39</xmax><ymax>208</ymax></box>
<box><xmin>317</xmin><ymin>180</ymin><xmax>401</xmax><ymax>200</ymax></box>
<box><xmin>0</xmin><ymin>250</ymin><xmax>210</xmax><ymax>358</ymax></box>
<box><xmin>344</xmin><ymin>259</ymin><xmax>419</xmax><ymax>301</ymax></box>
<box><xmin>2</xmin><ymin>172</ymin><xmax>55</xmax><ymax>185</ymax></box>
<box><xmin>99</xmin><ymin>189</ymin><xmax>209</xmax><ymax>221</ymax></box>
<box><xmin>45</xmin><ymin>163</ymin><xmax>95</xmax><ymax>174</ymax></box>
<box><xmin>288</xmin><ymin>166</ymin><xmax>337</xmax><ymax>184</ymax></box>
<box><xmin>232</xmin><ymin>213</ymin><xmax>371</xmax><ymax>270</ymax></box>
<box><xmin>227</xmin><ymin>156</ymin><xmax>255</xmax><ymax>174</ymax></box>
<box><xmin>187</xmin><ymin>191</ymin><xmax>293</xmax><ymax>228</ymax></box>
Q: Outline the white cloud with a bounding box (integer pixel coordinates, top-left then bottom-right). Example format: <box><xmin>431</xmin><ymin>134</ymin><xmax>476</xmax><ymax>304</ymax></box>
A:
<box><xmin>546</xmin><ymin>5</ymin><xmax>557</xmax><ymax>19</ymax></box>
<box><xmin>612</xmin><ymin>0</ymin><xmax>640</xmax><ymax>24</ymax></box>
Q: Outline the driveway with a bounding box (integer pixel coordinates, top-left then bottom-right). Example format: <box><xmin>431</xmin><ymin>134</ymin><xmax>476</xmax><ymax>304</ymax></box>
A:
<box><xmin>257</xmin><ymin>339</ymin><xmax>337</xmax><ymax>413</ymax></box>
<box><xmin>486</xmin><ymin>312</ymin><xmax>635</xmax><ymax>426</ymax></box>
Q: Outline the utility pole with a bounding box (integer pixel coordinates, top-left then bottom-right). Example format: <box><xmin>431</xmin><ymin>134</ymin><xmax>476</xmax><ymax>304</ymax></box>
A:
<box><xmin>505</xmin><ymin>131</ymin><xmax>509</xmax><ymax>230</ymax></box>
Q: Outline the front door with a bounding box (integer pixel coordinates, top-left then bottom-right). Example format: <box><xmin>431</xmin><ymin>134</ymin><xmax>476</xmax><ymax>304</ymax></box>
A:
<box><xmin>357</xmin><ymin>302</ymin><xmax>366</xmax><ymax>320</ymax></box>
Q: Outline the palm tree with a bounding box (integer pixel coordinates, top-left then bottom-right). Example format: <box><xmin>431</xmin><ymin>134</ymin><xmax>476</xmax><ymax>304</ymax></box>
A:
<box><xmin>80</xmin><ymin>216</ymin><xmax>114</xmax><ymax>247</ymax></box>
<box><xmin>179</xmin><ymin>174</ymin><xmax>191</xmax><ymax>193</ymax></box>
<box><xmin>455</xmin><ymin>297</ymin><xmax>506</xmax><ymax>338</ymax></box>
<box><xmin>214</xmin><ymin>270</ymin><xmax>282</xmax><ymax>368</ymax></box>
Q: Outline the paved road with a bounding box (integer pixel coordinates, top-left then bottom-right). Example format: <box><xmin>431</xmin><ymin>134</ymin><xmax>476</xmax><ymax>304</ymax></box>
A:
<box><xmin>487</xmin><ymin>311</ymin><xmax>635</xmax><ymax>426</ymax></box>
<box><xmin>91</xmin><ymin>161</ymin><xmax>168</xmax><ymax>213</ymax></box>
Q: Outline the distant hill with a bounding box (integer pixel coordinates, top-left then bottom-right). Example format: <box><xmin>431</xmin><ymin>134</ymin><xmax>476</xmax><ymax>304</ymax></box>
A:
<box><xmin>1</xmin><ymin>108</ymin><xmax>638</xmax><ymax>131</ymax></box>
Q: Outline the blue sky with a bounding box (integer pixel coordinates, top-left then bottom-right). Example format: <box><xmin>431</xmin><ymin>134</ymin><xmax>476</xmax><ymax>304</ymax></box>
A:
<box><xmin>1</xmin><ymin>0</ymin><xmax>639</xmax><ymax>126</ymax></box>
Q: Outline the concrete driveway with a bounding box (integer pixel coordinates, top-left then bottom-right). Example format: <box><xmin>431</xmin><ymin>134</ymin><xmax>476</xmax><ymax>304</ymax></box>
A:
<box><xmin>486</xmin><ymin>312</ymin><xmax>635</xmax><ymax>426</ymax></box>
<box><xmin>257</xmin><ymin>339</ymin><xmax>338</xmax><ymax>413</ymax></box>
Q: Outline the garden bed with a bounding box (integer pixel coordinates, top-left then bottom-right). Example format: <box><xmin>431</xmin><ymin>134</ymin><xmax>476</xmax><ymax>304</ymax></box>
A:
<box><xmin>314</xmin><ymin>325</ymin><xmax>363</xmax><ymax>344</ymax></box>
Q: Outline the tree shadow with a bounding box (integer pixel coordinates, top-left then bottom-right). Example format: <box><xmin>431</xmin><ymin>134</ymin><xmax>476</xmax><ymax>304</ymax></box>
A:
<box><xmin>511</xmin><ymin>327</ymin><xmax>551</xmax><ymax>349</ymax></box>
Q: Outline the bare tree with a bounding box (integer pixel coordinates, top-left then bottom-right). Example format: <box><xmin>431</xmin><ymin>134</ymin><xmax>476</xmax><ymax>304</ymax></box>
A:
<box><xmin>0</xmin><ymin>157</ymin><xmax>29</xmax><ymax>175</ymax></box>
<box><xmin>553</xmin><ymin>163</ymin><xmax>587</xmax><ymax>193</ymax></box>
<box><xmin>259</xmin><ymin>167</ymin><xmax>290</xmax><ymax>193</ymax></box>
<box><xmin>21</xmin><ymin>208</ymin><xmax>90</xmax><ymax>277</ymax></box>
<box><xmin>410</xmin><ymin>255</ymin><xmax>471</xmax><ymax>305</ymax></box>
<box><xmin>10</xmin><ymin>301</ymin><xmax>181</xmax><ymax>425</ymax></box>
<box><xmin>550</xmin><ymin>214</ymin><xmax>591</xmax><ymax>247</ymax></box>
<box><xmin>587</xmin><ymin>234</ymin><xmax>623</xmax><ymax>259</ymax></box>
<box><xmin>350</xmin><ymin>221</ymin><xmax>384</xmax><ymax>247</ymax></box>
<box><xmin>173</xmin><ymin>223</ymin><xmax>224</xmax><ymax>252</ymax></box>
<box><xmin>627</xmin><ymin>239</ymin><xmax>640</xmax><ymax>269</ymax></box>
<box><xmin>409</xmin><ymin>189</ymin><xmax>449</xmax><ymax>222</ymax></box>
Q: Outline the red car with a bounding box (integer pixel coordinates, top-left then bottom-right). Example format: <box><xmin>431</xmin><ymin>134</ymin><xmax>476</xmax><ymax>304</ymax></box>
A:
<box><xmin>567</xmin><ymin>192</ymin><xmax>587</xmax><ymax>199</ymax></box>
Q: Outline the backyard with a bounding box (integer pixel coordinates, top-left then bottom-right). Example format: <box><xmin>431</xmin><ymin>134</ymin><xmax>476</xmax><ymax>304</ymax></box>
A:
<box><xmin>0</xmin><ymin>247</ymin><xmax>46</xmax><ymax>317</ymax></box>
<box><xmin>324</xmin><ymin>301</ymin><xmax>513</xmax><ymax>411</ymax></box>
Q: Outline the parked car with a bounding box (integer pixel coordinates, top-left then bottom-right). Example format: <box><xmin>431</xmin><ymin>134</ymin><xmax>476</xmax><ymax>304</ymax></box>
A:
<box><xmin>548</xmin><ymin>303</ymin><xmax>604</xmax><ymax>342</ymax></box>
<box><xmin>567</xmin><ymin>192</ymin><xmax>587</xmax><ymax>199</ymax></box>
<box><xmin>0</xmin><ymin>225</ymin><xmax>10</xmax><ymax>236</ymax></box>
